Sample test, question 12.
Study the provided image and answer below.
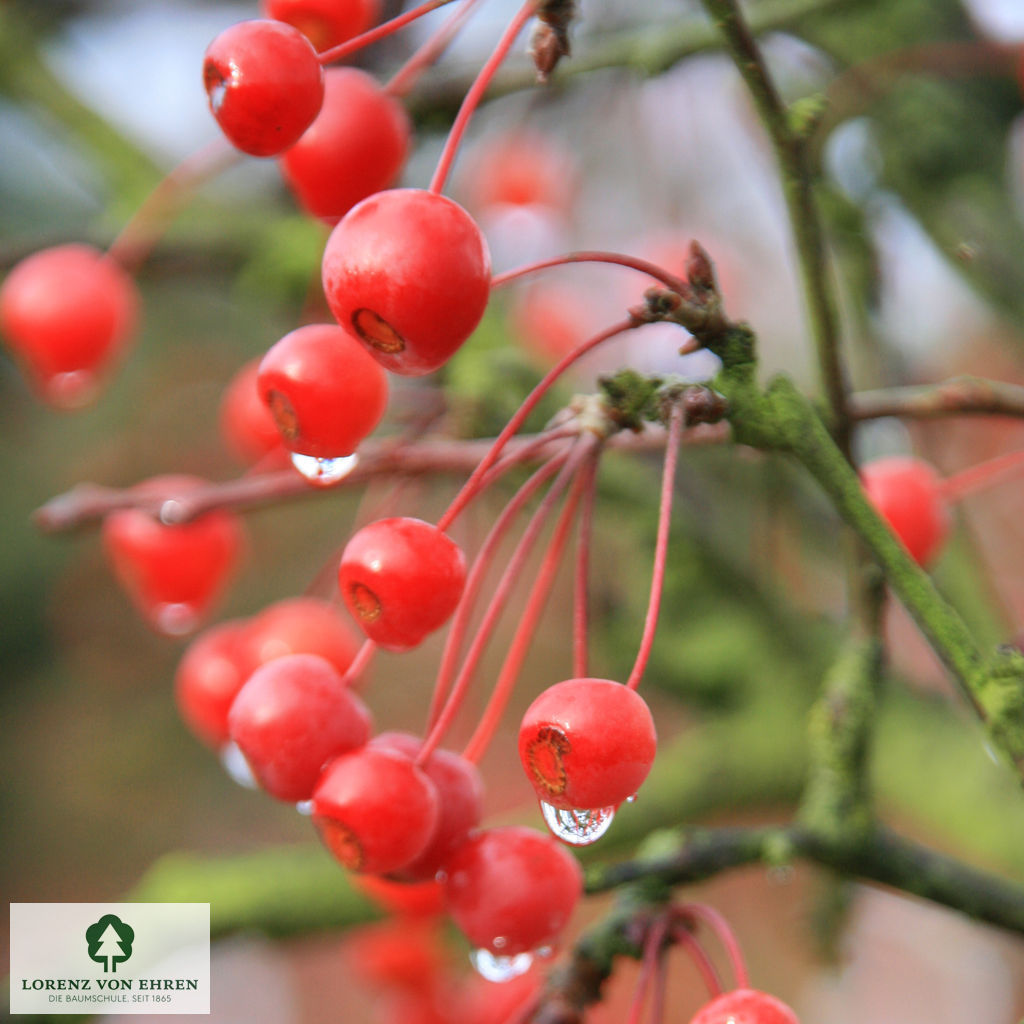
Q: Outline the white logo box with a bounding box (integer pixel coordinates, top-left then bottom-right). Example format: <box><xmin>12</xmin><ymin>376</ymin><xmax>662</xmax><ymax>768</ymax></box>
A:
<box><xmin>10</xmin><ymin>903</ymin><xmax>210</xmax><ymax>1015</ymax></box>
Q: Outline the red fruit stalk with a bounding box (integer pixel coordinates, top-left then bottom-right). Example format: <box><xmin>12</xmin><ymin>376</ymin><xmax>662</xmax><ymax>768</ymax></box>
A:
<box><xmin>573</xmin><ymin>453</ymin><xmax>599</xmax><ymax>678</ymax></box>
<box><xmin>316</xmin><ymin>0</ymin><xmax>458</xmax><ymax>65</ymax></box>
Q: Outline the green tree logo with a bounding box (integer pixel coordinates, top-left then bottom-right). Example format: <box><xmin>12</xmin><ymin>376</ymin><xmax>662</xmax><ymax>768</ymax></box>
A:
<box><xmin>85</xmin><ymin>914</ymin><xmax>134</xmax><ymax>973</ymax></box>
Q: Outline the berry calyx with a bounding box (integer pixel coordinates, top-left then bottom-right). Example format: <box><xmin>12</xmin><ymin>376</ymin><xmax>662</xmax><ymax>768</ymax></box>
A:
<box><xmin>175</xmin><ymin>619</ymin><xmax>257</xmax><ymax>748</ymax></box>
<box><xmin>228</xmin><ymin>653</ymin><xmax>371</xmax><ymax>801</ymax></box>
<box><xmin>321</xmin><ymin>188</ymin><xmax>491</xmax><ymax>376</ymax></box>
<box><xmin>219</xmin><ymin>358</ymin><xmax>287</xmax><ymax>466</ymax></box>
<box><xmin>442</xmin><ymin>826</ymin><xmax>582</xmax><ymax>956</ymax></box>
<box><xmin>257</xmin><ymin>323</ymin><xmax>389</xmax><ymax>459</ymax></box>
<box><xmin>280</xmin><ymin>68</ymin><xmax>411</xmax><ymax>224</ymax></box>
<box><xmin>338</xmin><ymin>517</ymin><xmax>467</xmax><ymax>651</ymax></box>
<box><xmin>518</xmin><ymin>677</ymin><xmax>657</xmax><ymax>811</ymax></box>
<box><xmin>0</xmin><ymin>244</ymin><xmax>139</xmax><ymax>407</ymax></box>
<box><xmin>101</xmin><ymin>475</ymin><xmax>245</xmax><ymax>635</ymax></box>
<box><xmin>203</xmin><ymin>20</ymin><xmax>324</xmax><ymax>157</ymax></box>
<box><xmin>689</xmin><ymin>988</ymin><xmax>799</xmax><ymax>1024</ymax></box>
<box><xmin>261</xmin><ymin>0</ymin><xmax>380</xmax><ymax>52</ymax></box>
<box><xmin>312</xmin><ymin>744</ymin><xmax>440</xmax><ymax>874</ymax></box>
<box><xmin>861</xmin><ymin>455</ymin><xmax>951</xmax><ymax>567</ymax></box>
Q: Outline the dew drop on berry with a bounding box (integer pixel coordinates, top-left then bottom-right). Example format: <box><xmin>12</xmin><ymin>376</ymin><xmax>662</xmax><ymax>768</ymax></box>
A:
<box><xmin>42</xmin><ymin>369</ymin><xmax>99</xmax><ymax>409</ymax></box>
<box><xmin>220</xmin><ymin>740</ymin><xmax>258</xmax><ymax>789</ymax></box>
<box><xmin>153</xmin><ymin>601</ymin><xmax>201</xmax><ymax>637</ymax></box>
<box><xmin>290</xmin><ymin>451</ymin><xmax>359</xmax><ymax>486</ymax></box>
<box><xmin>295</xmin><ymin>799</ymin><xmax>314</xmax><ymax>816</ymax></box>
<box><xmin>158</xmin><ymin>498</ymin><xmax>187</xmax><ymax>526</ymax></box>
<box><xmin>540</xmin><ymin>801</ymin><xmax>615</xmax><ymax>846</ymax></box>
<box><xmin>469</xmin><ymin>948</ymin><xmax>533</xmax><ymax>982</ymax></box>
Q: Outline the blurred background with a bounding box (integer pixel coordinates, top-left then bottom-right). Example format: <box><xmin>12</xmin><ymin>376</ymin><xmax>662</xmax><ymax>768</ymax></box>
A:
<box><xmin>3</xmin><ymin>0</ymin><xmax>1024</xmax><ymax>1020</ymax></box>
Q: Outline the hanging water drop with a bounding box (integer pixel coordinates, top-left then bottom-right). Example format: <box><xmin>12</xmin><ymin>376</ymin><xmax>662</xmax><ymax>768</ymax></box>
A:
<box><xmin>290</xmin><ymin>451</ymin><xmax>359</xmax><ymax>486</ymax></box>
<box><xmin>43</xmin><ymin>369</ymin><xmax>98</xmax><ymax>409</ymax></box>
<box><xmin>470</xmin><ymin>947</ymin><xmax>533</xmax><ymax>982</ymax></box>
<box><xmin>540</xmin><ymin>801</ymin><xmax>615</xmax><ymax>846</ymax></box>
<box><xmin>295</xmin><ymin>799</ymin><xmax>314</xmax><ymax>816</ymax></box>
<box><xmin>220</xmin><ymin>741</ymin><xmax>258</xmax><ymax>789</ymax></box>
<box><xmin>153</xmin><ymin>601</ymin><xmax>200</xmax><ymax>636</ymax></box>
<box><xmin>625</xmin><ymin>793</ymin><xmax>637</xmax><ymax>803</ymax></box>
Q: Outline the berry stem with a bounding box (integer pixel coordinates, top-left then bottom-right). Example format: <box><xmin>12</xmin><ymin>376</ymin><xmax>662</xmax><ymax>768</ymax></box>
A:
<box><xmin>573</xmin><ymin>448</ymin><xmax>599</xmax><ymax>678</ymax></box>
<box><xmin>676</xmin><ymin>902</ymin><xmax>749</xmax><ymax>990</ymax></box>
<box><xmin>436</xmin><ymin>318</ymin><xmax>635</xmax><ymax>533</ymax></box>
<box><xmin>671</xmin><ymin>921</ymin><xmax>725</xmax><ymax>1000</ymax></box>
<box><xmin>426</xmin><ymin>453</ymin><xmax>572</xmax><ymax>734</ymax></box>
<box><xmin>939</xmin><ymin>448</ymin><xmax>1024</xmax><ymax>503</ymax></box>
<box><xmin>317</xmin><ymin>0</ymin><xmax>459</xmax><ymax>65</ymax></box>
<box><xmin>626</xmin><ymin>913</ymin><xmax>670</xmax><ymax>1024</ymax></box>
<box><xmin>340</xmin><ymin>637</ymin><xmax>376</xmax><ymax>688</ymax></box>
<box><xmin>418</xmin><ymin>435</ymin><xmax>598</xmax><ymax>764</ymax></box>
<box><xmin>491</xmin><ymin>251</ymin><xmax>688</xmax><ymax>292</ymax></box>
<box><xmin>386</xmin><ymin>0</ymin><xmax>484</xmax><ymax>97</ymax></box>
<box><xmin>626</xmin><ymin>401</ymin><xmax>686</xmax><ymax>691</ymax></box>
<box><xmin>461</xmin><ymin>446</ymin><xmax>594</xmax><ymax>763</ymax></box>
<box><xmin>106</xmin><ymin>138</ymin><xmax>238</xmax><ymax>271</ymax></box>
<box><xmin>428</xmin><ymin>0</ymin><xmax>534</xmax><ymax>195</ymax></box>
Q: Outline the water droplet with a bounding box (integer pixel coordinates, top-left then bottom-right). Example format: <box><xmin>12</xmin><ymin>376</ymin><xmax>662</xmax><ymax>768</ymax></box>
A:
<box><xmin>625</xmin><ymin>793</ymin><xmax>637</xmax><ymax>803</ymax></box>
<box><xmin>208</xmin><ymin>81</ymin><xmax>226</xmax><ymax>114</ymax></box>
<box><xmin>540</xmin><ymin>801</ymin><xmax>615</xmax><ymax>846</ymax></box>
<box><xmin>295</xmin><ymin>799</ymin><xmax>314</xmax><ymax>816</ymax></box>
<box><xmin>290</xmin><ymin>451</ymin><xmax>359</xmax><ymax>486</ymax></box>
<box><xmin>152</xmin><ymin>601</ymin><xmax>200</xmax><ymax>636</ymax></box>
<box><xmin>159</xmin><ymin>498</ymin><xmax>186</xmax><ymax>525</ymax></box>
<box><xmin>492</xmin><ymin>936</ymin><xmax>507</xmax><ymax>949</ymax></box>
<box><xmin>220</xmin><ymin>741</ymin><xmax>257</xmax><ymax>789</ymax></box>
<box><xmin>470</xmin><ymin>948</ymin><xmax>533</xmax><ymax>982</ymax></box>
<box><xmin>535</xmin><ymin>945</ymin><xmax>554</xmax><ymax>960</ymax></box>
<box><xmin>42</xmin><ymin>369</ymin><xmax>98</xmax><ymax>409</ymax></box>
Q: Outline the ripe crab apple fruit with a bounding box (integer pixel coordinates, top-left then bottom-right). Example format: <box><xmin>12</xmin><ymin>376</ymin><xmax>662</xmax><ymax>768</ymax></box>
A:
<box><xmin>203</xmin><ymin>19</ymin><xmax>324</xmax><ymax>157</ymax></box>
<box><xmin>102</xmin><ymin>475</ymin><xmax>245</xmax><ymax>635</ymax></box>
<box><xmin>257</xmin><ymin>323</ymin><xmax>389</xmax><ymax>459</ymax></box>
<box><xmin>227</xmin><ymin>653</ymin><xmax>372</xmax><ymax>801</ymax></box>
<box><xmin>280</xmin><ymin>68</ymin><xmax>411</xmax><ymax>224</ymax></box>
<box><xmin>0</xmin><ymin>243</ymin><xmax>139</xmax><ymax>408</ymax></box>
<box><xmin>442</xmin><ymin>826</ymin><xmax>583</xmax><ymax>956</ymax></box>
<box><xmin>261</xmin><ymin>0</ymin><xmax>380</xmax><ymax>52</ymax></box>
<box><xmin>518</xmin><ymin>677</ymin><xmax>657</xmax><ymax>811</ymax></box>
<box><xmin>689</xmin><ymin>988</ymin><xmax>799</xmax><ymax>1024</ymax></box>
<box><xmin>338</xmin><ymin>517</ymin><xmax>467</xmax><ymax>651</ymax></box>
<box><xmin>219</xmin><ymin>358</ymin><xmax>287</xmax><ymax>466</ymax></box>
<box><xmin>860</xmin><ymin>455</ymin><xmax>951</xmax><ymax>567</ymax></box>
<box><xmin>321</xmin><ymin>188</ymin><xmax>491</xmax><ymax>375</ymax></box>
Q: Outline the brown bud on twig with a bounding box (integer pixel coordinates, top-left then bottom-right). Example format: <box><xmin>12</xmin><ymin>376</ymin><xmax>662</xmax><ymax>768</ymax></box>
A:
<box><xmin>530</xmin><ymin>0</ymin><xmax>575</xmax><ymax>81</ymax></box>
<box><xmin>686</xmin><ymin>240</ymin><xmax>718</xmax><ymax>294</ymax></box>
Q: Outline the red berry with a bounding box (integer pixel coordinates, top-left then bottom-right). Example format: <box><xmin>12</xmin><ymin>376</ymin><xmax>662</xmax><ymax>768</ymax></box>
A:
<box><xmin>228</xmin><ymin>653</ymin><xmax>371</xmax><ymax>801</ymax></box>
<box><xmin>518</xmin><ymin>678</ymin><xmax>657</xmax><ymax>811</ymax></box>
<box><xmin>0</xmin><ymin>244</ymin><xmax>138</xmax><ymax>407</ymax></box>
<box><xmin>442</xmin><ymin>826</ymin><xmax>582</xmax><ymax>956</ymax></box>
<box><xmin>371</xmin><ymin>732</ymin><xmax>484</xmax><ymax>881</ymax></box>
<box><xmin>347</xmin><ymin>917</ymin><xmax>447</xmax><ymax>995</ymax></box>
<box><xmin>322</xmin><ymin>188</ymin><xmax>491</xmax><ymax>376</ymax></box>
<box><xmin>257</xmin><ymin>323</ymin><xmax>389</xmax><ymax>459</ymax></box>
<box><xmin>261</xmin><ymin>0</ymin><xmax>379</xmax><ymax>52</ymax></box>
<box><xmin>219</xmin><ymin>358</ymin><xmax>287</xmax><ymax>466</ymax></box>
<box><xmin>352</xmin><ymin>874</ymin><xmax>446</xmax><ymax>918</ymax></box>
<box><xmin>861</xmin><ymin>455</ymin><xmax>951</xmax><ymax>567</ymax></box>
<box><xmin>312</xmin><ymin>744</ymin><xmax>440</xmax><ymax>874</ymax></box>
<box><xmin>203</xmin><ymin>20</ymin><xmax>324</xmax><ymax>157</ymax></box>
<box><xmin>175</xmin><ymin>619</ymin><xmax>257</xmax><ymax>748</ymax></box>
<box><xmin>280</xmin><ymin>68</ymin><xmax>411</xmax><ymax>224</ymax></box>
<box><xmin>102</xmin><ymin>475</ymin><xmax>245</xmax><ymax>635</ymax></box>
<box><xmin>689</xmin><ymin>988</ymin><xmax>799</xmax><ymax>1024</ymax></box>
<box><xmin>338</xmin><ymin>517</ymin><xmax>467</xmax><ymax>651</ymax></box>
<box><xmin>248</xmin><ymin>596</ymin><xmax>362</xmax><ymax>678</ymax></box>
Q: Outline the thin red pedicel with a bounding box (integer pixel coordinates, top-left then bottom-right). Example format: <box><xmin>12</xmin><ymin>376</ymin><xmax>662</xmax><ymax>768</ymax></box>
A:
<box><xmin>627</xmin><ymin>401</ymin><xmax>686</xmax><ymax>691</ymax></box>
<box><xmin>626</xmin><ymin>914</ymin><xmax>670</xmax><ymax>1024</ymax></box>
<box><xmin>573</xmin><ymin>451</ymin><xmax>599</xmax><ymax>679</ymax></box>
<box><xmin>428</xmin><ymin>0</ymin><xmax>535</xmax><ymax>195</ymax></box>
<box><xmin>672</xmin><ymin>922</ymin><xmax>725</xmax><ymax>1000</ymax></box>
<box><xmin>939</xmin><ymin>447</ymin><xmax>1024</xmax><ymax>502</ymax></box>
<box><xmin>679</xmin><ymin>902</ymin><xmax>750</xmax><ymax>990</ymax></box>
<box><xmin>491</xmin><ymin>251</ymin><xmax>689</xmax><ymax>292</ymax></box>
<box><xmin>317</xmin><ymin>0</ymin><xmax>459</xmax><ymax>65</ymax></box>
<box><xmin>462</xmin><ymin>451</ymin><xmax>592</xmax><ymax>764</ymax></box>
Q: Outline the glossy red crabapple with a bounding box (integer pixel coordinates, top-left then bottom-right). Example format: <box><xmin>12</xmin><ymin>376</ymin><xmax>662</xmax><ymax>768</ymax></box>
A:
<box><xmin>518</xmin><ymin>677</ymin><xmax>657</xmax><ymax>811</ymax></box>
<box><xmin>228</xmin><ymin>653</ymin><xmax>372</xmax><ymax>801</ymax></box>
<box><xmin>689</xmin><ymin>988</ymin><xmax>799</xmax><ymax>1024</ymax></box>
<box><xmin>0</xmin><ymin>244</ymin><xmax>138</xmax><ymax>408</ymax></box>
<box><xmin>257</xmin><ymin>323</ymin><xmax>388</xmax><ymax>459</ymax></box>
<box><xmin>219</xmin><ymin>358</ymin><xmax>287</xmax><ymax>466</ymax></box>
<box><xmin>860</xmin><ymin>455</ymin><xmax>951</xmax><ymax>567</ymax></box>
<box><xmin>371</xmin><ymin>732</ymin><xmax>484</xmax><ymax>881</ymax></box>
<box><xmin>203</xmin><ymin>20</ymin><xmax>324</xmax><ymax>157</ymax></box>
<box><xmin>321</xmin><ymin>188</ymin><xmax>491</xmax><ymax>375</ymax></box>
<box><xmin>442</xmin><ymin>826</ymin><xmax>583</xmax><ymax>956</ymax></box>
<box><xmin>175</xmin><ymin>618</ymin><xmax>257</xmax><ymax>748</ymax></box>
<box><xmin>101</xmin><ymin>475</ymin><xmax>245</xmax><ymax>635</ymax></box>
<box><xmin>261</xmin><ymin>0</ymin><xmax>380</xmax><ymax>52</ymax></box>
<box><xmin>338</xmin><ymin>517</ymin><xmax>467</xmax><ymax>651</ymax></box>
<box><xmin>247</xmin><ymin>596</ymin><xmax>362</xmax><ymax>677</ymax></box>
<box><xmin>312</xmin><ymin>744</ymin><xmax>440</xmax><ymax>874</ymax></box>
<box><xmin>280</xmin><ymin>68</ymin><xmax>411</xmax><ymax>224</ymax></box>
